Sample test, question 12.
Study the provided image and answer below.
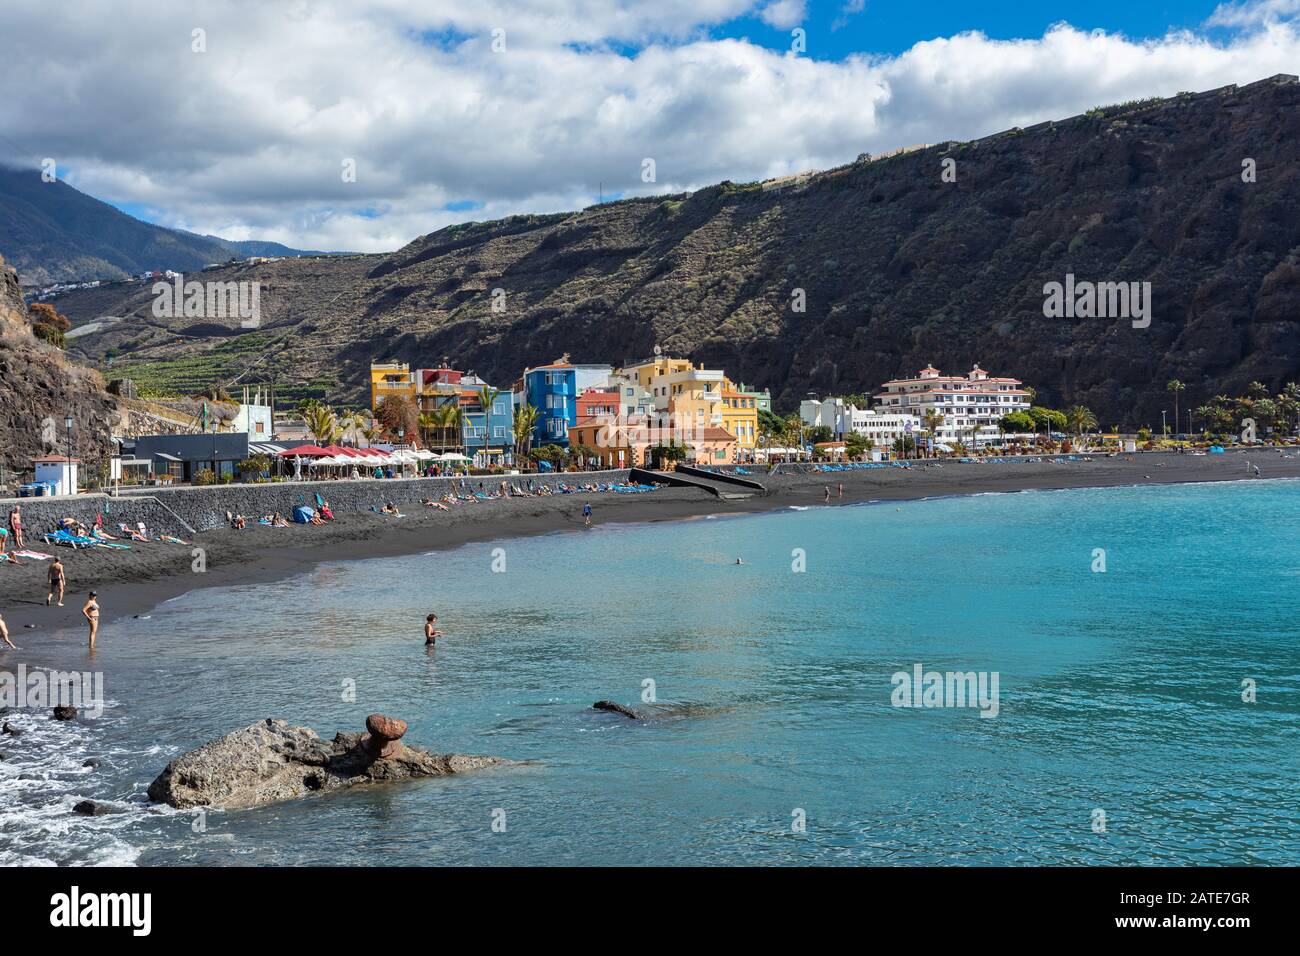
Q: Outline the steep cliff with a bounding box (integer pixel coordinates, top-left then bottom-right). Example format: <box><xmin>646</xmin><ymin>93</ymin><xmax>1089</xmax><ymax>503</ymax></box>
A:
<box><xmin>0</xmin><ymin>254</ymin><xmax>118</xmax><ymax>487</ymax></box>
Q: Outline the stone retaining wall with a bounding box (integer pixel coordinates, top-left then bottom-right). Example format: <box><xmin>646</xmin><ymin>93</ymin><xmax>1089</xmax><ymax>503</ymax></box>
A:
<box><xmin>2</xmin><ymin>470</ymin><xmax>635</xmax><ymax>536</ymax></box>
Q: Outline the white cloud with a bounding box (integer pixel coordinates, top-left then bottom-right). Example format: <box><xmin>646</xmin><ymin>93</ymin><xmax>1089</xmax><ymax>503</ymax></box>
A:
<box><xmin>0</xmin><ymin>1</ymin><xmax>1297</xmax><ymax>254</ymax></box>
<box><xmin>758</xmin><ymin>1</ymin><xmax>807</xmax><ymax>31</ymax></box>
<box><xmin>1208</xmin><ymin>0</ymin><xmax>1300</xmax><ymax>28</ymax></box>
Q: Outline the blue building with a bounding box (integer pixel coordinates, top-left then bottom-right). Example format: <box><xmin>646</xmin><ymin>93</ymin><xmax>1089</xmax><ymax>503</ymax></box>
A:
<box><xmin>459</xmin><ymin>386</ymin><xmax>515</xmax><ymax>466</ymax></box>
<box><xmin>520</xmin><ymin>362</ymin><xmax>577</xmax><ymax>448</ymax></box>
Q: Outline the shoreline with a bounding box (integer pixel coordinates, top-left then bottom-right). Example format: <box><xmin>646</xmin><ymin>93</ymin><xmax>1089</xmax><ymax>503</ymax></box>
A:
<box><xmin>3</xmin><ymin>451</ymin><xmax>1299</xmax><ymax>651</ymax></box>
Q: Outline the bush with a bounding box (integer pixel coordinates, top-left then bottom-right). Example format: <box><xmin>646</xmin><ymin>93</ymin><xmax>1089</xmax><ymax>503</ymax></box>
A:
<box><xmin>32</xmin><ymin>323</ymin><xmax>66</xmax><ymax>348</ymax></box>
<box><xmin>192</xmin><ymin>469</ymin><xmax>216</xmax><ymax>486</ymax></box>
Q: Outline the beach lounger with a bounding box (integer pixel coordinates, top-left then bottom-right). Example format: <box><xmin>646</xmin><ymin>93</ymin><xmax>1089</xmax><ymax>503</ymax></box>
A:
<box><xmin>44</xmin><ymin>529</ymin><xmax>98</xmax><ymax>549</ymax></box>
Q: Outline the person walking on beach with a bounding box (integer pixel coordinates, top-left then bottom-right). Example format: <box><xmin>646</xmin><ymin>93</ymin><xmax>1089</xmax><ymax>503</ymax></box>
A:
<box><xmin>0</xmin><ymin>611</ymin><xmax>16</xmax><ymax>650</ymax></box>
<box><xmin>583</xmin><ymin>502</ymin><xmax>592</xmax><ymax>526</ymax></box>
<box><xmin>824</xmin><ymin>486</ymin><xmax>831</xmax><ymax>503</ymax></box>
<box><xmin>837</xmin><ymin>483</ymin><xmax>844</xmax><ymax>498</ymax></box>
<box><xmin>424</xmin><ymin>613</ymin><xmax>443</xmax><ymax>645</ymax></box>
<box><xmin>47</xmin><ymin>557</ymin><xmax>66</xmax><ymax>607</ymax></box>
<box><xmin>82</xmin><ymin>592</ymin><xmax>100</xmax><ymax>649</ymax></box>
<box><xmin>8</xmin><ymin>505</ymin><xmax>23</xmax><ymax>549</ymax></box>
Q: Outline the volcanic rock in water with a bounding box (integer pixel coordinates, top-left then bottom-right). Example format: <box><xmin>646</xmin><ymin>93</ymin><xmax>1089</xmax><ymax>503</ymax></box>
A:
<box><xmin>592</xmin><ymin>700</ymin><xmax>641</xmax><ymax>720</ymax></box>
<box><xmin>53</xmin><ymin>706</ymin><xmax>77</xmax><ymax>721</ymax></box>
<box><xmin>83</xmin><ymin>758</ymin><xmax>101</xmax><ymax>769</ymax></box>
<box><xmin>73</xmin><ymin>800</ymin><xmax>113</xmax><ymax>816</ymax></box>
<box><xmin>2</xmin><ymin>722</ymin><xmax>23</xmax><ymax>736</ymax></box>
<box><xmin>147</xmin><ymin>716</ymin><xmax>506</xmax><ymax>810</ymax></box>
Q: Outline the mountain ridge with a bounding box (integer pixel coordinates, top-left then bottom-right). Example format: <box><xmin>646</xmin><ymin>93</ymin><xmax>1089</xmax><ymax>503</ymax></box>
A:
<box><xmin>0</xmin><ymin>166</ymin><xmax>329</xmax><ymax>286</ymax></box>
<box><xmin>38</xmin><ymin>74</ymin><xmax>1300</xmax><ymax>426</ymax></box>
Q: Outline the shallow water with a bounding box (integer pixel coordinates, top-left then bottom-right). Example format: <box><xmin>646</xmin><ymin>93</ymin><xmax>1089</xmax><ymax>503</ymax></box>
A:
<box><xmin>2</xmin><ymin>480</ymin><xmax>1298</xmax><ymax>866</ymax></box>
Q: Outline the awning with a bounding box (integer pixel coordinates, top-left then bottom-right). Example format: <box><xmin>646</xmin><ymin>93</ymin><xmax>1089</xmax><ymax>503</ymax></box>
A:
<box><xmin>155</xmin><ymin>453</ymin><xmax>183</xmax><ymax>462</ymax></box>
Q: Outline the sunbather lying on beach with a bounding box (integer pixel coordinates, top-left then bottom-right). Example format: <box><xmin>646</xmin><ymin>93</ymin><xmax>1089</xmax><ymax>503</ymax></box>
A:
<box><xmin>119</xmin><ymin>523</ymin><xmax>149</xmax><ymax>542</ymax></box>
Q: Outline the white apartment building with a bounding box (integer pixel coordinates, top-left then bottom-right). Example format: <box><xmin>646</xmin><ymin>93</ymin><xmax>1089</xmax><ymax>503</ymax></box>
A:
<box><xmin>873</xmin><ymin>364</ymin><xmax>1031</xmax><ymax>448</ymax></box>
<box><xmin>800</xmin><ymin>397</ymin><xmax>921</xmax><ymax>447</ymax></box>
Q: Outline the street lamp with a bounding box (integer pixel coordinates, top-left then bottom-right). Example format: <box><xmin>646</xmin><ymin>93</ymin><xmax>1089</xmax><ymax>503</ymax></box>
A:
<box><xmin>1161</xmin><ymin>410</ymin><xmax>1167</xmax><ymax>440</ymax></box>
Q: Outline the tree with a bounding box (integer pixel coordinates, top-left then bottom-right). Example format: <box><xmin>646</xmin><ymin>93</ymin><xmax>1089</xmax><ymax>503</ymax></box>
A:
<box><xmin>891</xmin><ymin>434</ymin><xmax>917</xmax><ymax>457</ymax></box>
<box><xmin>1065</xmin><ymin>405</ymin><xmax>1098</xmax><ymax>436</ymax></box>
<box><xmin>923</xmin><ymin>409</ymin><xmax>945</xmax><ymax>456</ymax></box>
<box><xmin>806</xmin><ymin>425</ymin><xmax>833</xmax><ymax>445</ymax></box>
<box><xmin>648</xmin><ymin>442</ymin><xmax>688</xmax><ymax>468</ymax></box>
<box><xmin>844</xmin><ymin>433</ymin><xmax>873</xmax><ymax>459</ymax></box>
<box><xmin>1000</xmin><ymin>411</ymin><xmax>1035</xmax><ymax>436</ymax></box>
<box><xmin>375</xmin><ymin>394</ymin><xmax>418</xmax><ymax>441</ymax></box>
<box><xmin>29</xmin><ymin>302</ymin><xmax>70</xmax><ymax>348</ymax></box>
<box><xmin>303</xmin><ymin>404</ymin><xmax>341</xmax><ymax>444</ymax></box>
<box><xmin>513</xmin><ymin>404</ymin><xmax>539</xmax><ymax>456</ymax></box>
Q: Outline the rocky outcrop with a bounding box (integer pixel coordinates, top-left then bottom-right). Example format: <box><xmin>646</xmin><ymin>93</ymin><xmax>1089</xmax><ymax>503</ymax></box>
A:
<box><xmin>146</xmin><ymin>716</ymin><xmax>506</xmax><ymax>810</ymax></box>
<box><xmin>0</xmin><ymin>254</ymin><xmax>120</xmax><ymax>486</ymax></box>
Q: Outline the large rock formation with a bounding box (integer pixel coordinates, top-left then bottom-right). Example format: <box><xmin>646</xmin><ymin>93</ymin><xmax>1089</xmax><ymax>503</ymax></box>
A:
<box><xmin>0</xmin><ymin>253</ymin><xmax>119</xmax><ymax>486</ymax></box>
<box><xmin>147</xmin><ymin>717</ymin><xmax>505</xmax><ymax>810</ymax></box>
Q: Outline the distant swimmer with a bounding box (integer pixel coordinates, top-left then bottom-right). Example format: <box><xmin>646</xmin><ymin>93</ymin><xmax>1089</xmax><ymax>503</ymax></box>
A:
<box><xmin>424</xmin><ymin>613</ymin><xmax>444</xmax><ymax>645</ymax></box>
<box><xmin>735</xmin><ymin>557</ymin><xmax>744</xmax><ymax>565</ymax></box>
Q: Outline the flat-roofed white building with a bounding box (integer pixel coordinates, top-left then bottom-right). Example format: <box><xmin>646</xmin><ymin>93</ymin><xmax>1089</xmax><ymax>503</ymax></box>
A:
<box><xmin>873</xmin><ymin>364</ymin><xmax>1031</xmax><ymax>448</ymax></box>
<box><xmin>800</xmin><ymin>398</ymin><xmax>920</xmax><ymax>446</ymax></box>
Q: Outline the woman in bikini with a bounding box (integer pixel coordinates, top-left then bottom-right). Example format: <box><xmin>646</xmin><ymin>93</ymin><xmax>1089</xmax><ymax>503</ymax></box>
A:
<box><xmin>83</xmin><ymin>591</ymin><xmax>100</xmax><ymax>649</ymax></box>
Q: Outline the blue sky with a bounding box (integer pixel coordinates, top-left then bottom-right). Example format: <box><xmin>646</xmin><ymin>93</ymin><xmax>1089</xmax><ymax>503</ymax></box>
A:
<box><xmin>713</xmin><ymin>1</ymin><xmax>1232</xmax><ymax>57</ymax></box>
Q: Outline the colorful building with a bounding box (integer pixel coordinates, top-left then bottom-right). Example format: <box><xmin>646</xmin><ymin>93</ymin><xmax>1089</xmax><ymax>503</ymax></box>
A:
<box><xmin>720</xmin><ymin>379</ymin><xmax>759</xmax><ymax>461</ymax></box>
<box><xmin>518</xmin><ymin>361</ymin><xmax>577</xmax><ymax>448</ymax></box>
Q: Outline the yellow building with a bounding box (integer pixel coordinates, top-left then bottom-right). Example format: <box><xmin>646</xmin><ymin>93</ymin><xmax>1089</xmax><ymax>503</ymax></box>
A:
<box><xmin>720</xmin><ymin>377</ymin><xmax>759</xmax><ymax>460</ymax></box>
<box><xmin>370</xmin><ymin>362</ymin><xmax>416</xmax><ymax>410</ymax></box>
<box><xmin>615</xmin><ymin>355</ymin><xmax>763</xmax><ymax>463</ymax></box>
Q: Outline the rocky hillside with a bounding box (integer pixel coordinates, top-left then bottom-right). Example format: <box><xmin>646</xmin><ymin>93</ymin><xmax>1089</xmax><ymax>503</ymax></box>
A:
<box><xmin>51</xmin><ymin>75</ymin><xmax>1300</xmax><ymax>426</ymax></box>
<box><xmin>0</xmin><ymin>166</ymin><xmax>321</xmax><ymax>287</ymax></box>
<box><xmin>0</xmin><ymin>254</ymin><xmax>119</xmax><ymax>487</ymax></box>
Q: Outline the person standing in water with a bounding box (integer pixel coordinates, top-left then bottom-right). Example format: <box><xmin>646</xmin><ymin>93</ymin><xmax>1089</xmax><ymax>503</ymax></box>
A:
<box><xmin>424</xmin><ymin>613</ymin><xmax>444</xmax><ymax>645</ymax></box>
<box><xmin>47</xmin><ymin>557</ymin><xmax>66</xmax><ymax>607</ymax></box>
<box><xmin>82</xmin><ymin>591</ymin><xmax>100</xmax><ymax>649</ymax></box>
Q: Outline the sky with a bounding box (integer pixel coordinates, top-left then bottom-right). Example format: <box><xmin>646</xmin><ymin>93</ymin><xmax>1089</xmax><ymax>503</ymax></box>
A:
<box><xmin>0</xmin><ymin>0</ymin><xmax>1297</xmax><ymax>253</ymax></box>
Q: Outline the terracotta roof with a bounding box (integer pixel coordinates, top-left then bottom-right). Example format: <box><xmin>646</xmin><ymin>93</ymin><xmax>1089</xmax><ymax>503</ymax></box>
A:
<box><xmin>699</xmin><ymin>427</ymin><xmax>736</xmax><ymax>441</ymax></box>
<box><xmin>32</xmin><ymin>455</ymin><xmax>81</xmax><ymax>463</ymax></box>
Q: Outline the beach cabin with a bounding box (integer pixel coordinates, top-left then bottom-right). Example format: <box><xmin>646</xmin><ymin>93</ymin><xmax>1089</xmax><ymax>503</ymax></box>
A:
<box><xmin>32</xmin><ymin>455</ymin><xmax>80</xmax><ymax>495</ymax></box>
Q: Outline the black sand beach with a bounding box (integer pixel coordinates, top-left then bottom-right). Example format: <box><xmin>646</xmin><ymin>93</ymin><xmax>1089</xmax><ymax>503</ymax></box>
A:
<box><xmin>2</xmin><ymin>450</ymin><xmax>1297</xmax><ymax>641</ymax></box>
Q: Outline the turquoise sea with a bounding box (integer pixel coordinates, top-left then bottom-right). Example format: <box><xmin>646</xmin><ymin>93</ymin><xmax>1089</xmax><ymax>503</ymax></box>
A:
<box><xmin>3</xmin><ymin>479</ymin><xmax>1298</xmax><ymax>866</ymax></box>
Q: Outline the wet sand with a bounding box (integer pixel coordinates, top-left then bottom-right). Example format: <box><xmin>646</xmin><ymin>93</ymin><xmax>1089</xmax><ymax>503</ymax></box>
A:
<box><xmin>1</xmin><ymin>450</ymin><xmax>1296</xmax><ymax>646</ymax></box>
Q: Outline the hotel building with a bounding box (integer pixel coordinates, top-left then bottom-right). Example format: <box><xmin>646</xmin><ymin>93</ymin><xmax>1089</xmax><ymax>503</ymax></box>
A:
<box><xmin>872</xmin><ymin>364</ymin><xmax>1031</xmax><ymax>448</ymax></box>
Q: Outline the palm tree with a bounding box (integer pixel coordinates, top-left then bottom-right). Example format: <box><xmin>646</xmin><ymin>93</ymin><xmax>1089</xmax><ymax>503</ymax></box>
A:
<box><xmin>447</xmin><ymin>404</ymin><xmax>467</xmax><ymax>456</ymax></box>
<box><xmin>1066</xmin><ymin>405</ymin><xmax>1097</xmax><ymax>439</ymax></box>
<box><xmin>477</xmin><ymin>386</ymin><xmax>502</xmax><ymax>462</ymax></box>
<box><xmin>1166</xmin><ymin>380</ymin><xmax>1185</xmax><ymax>437</ymax></box>
<box><xmin>361</xmin><ymin>424</ymin><xmax>382</xmax><ymax>448</ymax></box>
<box><xmin>304</xmin><ymin>404</ymin><xmax>341</xmax><ymax>444</ymax></box>
<box><xmin>417</xmin><ymin>411</ymin><xmax>438</xmax><ymax>450</ymax></box>
<box><xmin>923</xmin><ymin>409</ymin><xmax>944</xmax><ymax>457</ymax></box>
<box><xmin>430</xmin><ymin>404</ymin><xmax>457</xmax><ymax>453</ymax></box>
<box><xmin>514</xmin><ymin>404</ymin><xmax>539</xmax><ymax>457</ymax></box>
